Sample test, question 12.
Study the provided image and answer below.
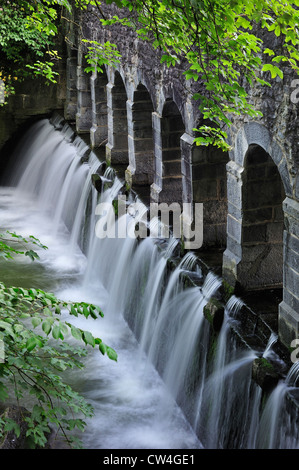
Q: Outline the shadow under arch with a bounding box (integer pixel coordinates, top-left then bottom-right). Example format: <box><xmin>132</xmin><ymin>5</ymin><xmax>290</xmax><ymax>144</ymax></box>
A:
<box><xmin>125</xmin><ymin>82</ymin><xmax>154</xmax><ymax>205</ymax></box>
<box><xmin>105</xmin><ymin>70</ymin><xmax>129</xmax><ymax>178</ymax></box>
<box><xmin>158</xmin><ymin>98</ymin><xmax>185</xmax><ymax>205</ymax></box>
<box><xmin>223</xmin><ymin>122</ymin><xmax>292</xmax><ymax>335</ymax></box>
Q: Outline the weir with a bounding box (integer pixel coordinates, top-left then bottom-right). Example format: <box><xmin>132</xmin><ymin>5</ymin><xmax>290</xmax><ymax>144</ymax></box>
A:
<box><xmin>1</xmin><ymin>116</ymin><xmax>299</xmax><ymax>449</ymax></box>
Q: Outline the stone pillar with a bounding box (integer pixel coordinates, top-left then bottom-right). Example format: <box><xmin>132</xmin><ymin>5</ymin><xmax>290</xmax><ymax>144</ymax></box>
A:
<box><xmin>105</xmin><ymin>82</ymin><xmax>128</xmax><ymax>171</ymax></box>
<box><xmin>222</xmin><ymin>160</ymin><xmax>243</xmax><ymax>286</ymax></box>
<box><xmin>180</xmin><ymin>133</ymin><xmax>193</xmax><ymax>205</ymax></box>
<box><xmin>76</xmin><ymin>50</ymin><xmax>92</xmax><ymax>134</ymax></box>
<box><xmin>150</xmin><ymin>112</ymin><xmax>163</xmax><ymax>203</ymax></box>
<box><xmin>90</xmin><ymin>70</ymin><xmax>108</xmax><ymax>149</ymax></box>
<box><xmin>64</xmin><ymin>56</ymin><xmax>78</xmax><ymax>121</ymax></box>
<box><xmin>279</xmin><ymin>197</ymin><xmax>299</xmax><ymax>347</ymax></box>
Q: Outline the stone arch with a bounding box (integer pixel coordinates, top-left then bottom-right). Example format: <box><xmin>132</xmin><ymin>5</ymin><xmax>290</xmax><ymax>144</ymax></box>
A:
<box><xmin>234</xmin><ymin>122</ymin><xmax>292</xmax><ymax>195</ymax></box>
<box><xmin>222</xmin><ymin>122</ymin><xmax>299</xmax><ymax>346</ymax></box>
<box><xmin>240</xmin><ymin>143</ymin><xmax>285</xmax><ymax>290</ymax></box>
<box><xmin>223</xmin><ymin>122</ymin><xmax>290</xmax><ymax>291</ymax></box>
<box><xmin>125</xmin><ymin>83</ymin><xmax>154</xmax><ymax>204</ymax></box>
<box><xmin>105</xmin><ymin>70</ymin><xmax>129</xmax><ymax>176</ymax></box>
<box><xmin>76</xmin><ymin>45</ymin><xmax>93</xmax><ymax>135</ymax></box>
<box><xmin>151</xmin><ymin>99</ymin><xmax>185</xmax><ymax>204</ymax></box>
<box><xmin>190</xmin><ymin>134</ymin><xmax>229</xmax><ymax>261</ymax></box>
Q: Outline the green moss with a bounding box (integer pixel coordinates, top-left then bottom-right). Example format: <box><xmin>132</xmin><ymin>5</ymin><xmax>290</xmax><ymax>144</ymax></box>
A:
<box><xmin>112</xmin><ymin>199</ymin><xmax>118</xmax><ymax>216</ymax></box>
<box><xmin>222</xmin><ymin>279</ymin><xmax>234</xmax><ymax>303</ymax></box>
<box><xmin>255</xmin><ymin>357</ymin><xmax>275</xmax><ymax>373</ymax></box>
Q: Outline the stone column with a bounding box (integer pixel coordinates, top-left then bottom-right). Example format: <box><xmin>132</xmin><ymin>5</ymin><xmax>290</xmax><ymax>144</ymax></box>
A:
<box><xmin>105</xmin><ymin>82</ymin><xmax>128</xmax><ymax>171</ymax></box>
<box><xmin>64</xmin><ymin>56</ymin><xmax>78</xmax><ymax>121</ymax></box>
<box><xmin>222</xmin><ymin>160</ymin><xmax>243</xmax><ymax>286</ymax></box>
<box><xmin>150</xmin><ymin>112</ymin><xmax>163</xmax><ymax>203</ymax></box>
<box><xmin>279</xmin><ymin>197</ymin><xmax>299</xmax><ymax>346</ymax></box>
<box><xmin>180</xmin><ymin>133</ymin><xmax>193</xmax><ymax>205</ymax></box>
<box><xmin>90</xmin><ymin>70</ymin><xmax>108</xmax><ymax>149</ymax></box>
<box><xmin>76</xmin><ymin>49</ymin><xmax>92</xmax><ymax>134</ymax></box>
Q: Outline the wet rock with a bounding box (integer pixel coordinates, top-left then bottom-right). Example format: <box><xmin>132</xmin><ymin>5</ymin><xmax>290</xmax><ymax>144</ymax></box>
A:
<box><xmin>203</xmin><ymin>298</ymin><xmax>224</xmax><ymax>332</ymax></box>
<box><xmin>252</xmin><ymin>357</ymin><xmax>281</xmax><ymax>393</ymax></box>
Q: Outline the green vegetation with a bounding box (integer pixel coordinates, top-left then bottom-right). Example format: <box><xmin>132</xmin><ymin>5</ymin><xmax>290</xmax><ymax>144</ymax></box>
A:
<box><xmin>1</xmin><ymin>0</ymin><xmax>299</xmax><ymax>447</ymax></box>
<box><xmin>103</xmin><ymin>0</ymin><xmax>299</xmax><ymax>150</ymax></box>
<box><xmin>0</xmin><ymin>232</ymin><xmax>117</xmax><ymax>448</ymax></box>
<box><xmin>1</xmin><ymin>0</ymin><xmax>299</xmax><ymax>147</ymax></box>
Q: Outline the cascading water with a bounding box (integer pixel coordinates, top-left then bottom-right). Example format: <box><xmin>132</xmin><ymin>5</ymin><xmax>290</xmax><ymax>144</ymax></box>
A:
<box><xmin>1</xmin><ymin>116</ymin><xmax>299</xmax><ymax>450</ymax></box>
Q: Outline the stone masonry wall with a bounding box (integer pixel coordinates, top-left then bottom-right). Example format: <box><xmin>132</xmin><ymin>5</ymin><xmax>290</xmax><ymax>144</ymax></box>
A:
<box><xmin>1</xmin><ymin>3</ymin><xmax>298</xmax><ymax>347</ymax></box>
<box><xmin>63</xmin><ymin>4</ymin><xmax>299</xmax><ymax>348</ymax></box>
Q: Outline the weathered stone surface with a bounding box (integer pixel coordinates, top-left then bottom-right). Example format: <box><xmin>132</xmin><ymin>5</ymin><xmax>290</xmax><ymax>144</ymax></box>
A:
<box><xmin>203</xmin><ymin>298</ymin><xmax>224</xmax><ymax>332</ymax></box>
<box><xmin>1</xmin><ymin>1</ymin><xmax>299</xmax><ymax>346</ymax></box>
<box><xmin>251</xmin><ymin>358</ymin><xmax>280</xmax><ymax>393</ymax></box>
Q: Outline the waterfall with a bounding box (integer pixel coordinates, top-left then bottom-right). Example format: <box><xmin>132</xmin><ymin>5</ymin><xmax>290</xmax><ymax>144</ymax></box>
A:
<box><xmin>1</xmin><ymin>116</ymin><xmax>299</xmax><ymax>449</ymax></box>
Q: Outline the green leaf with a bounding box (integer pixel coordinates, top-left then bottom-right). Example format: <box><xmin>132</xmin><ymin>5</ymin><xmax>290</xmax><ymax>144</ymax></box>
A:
<box><xmin>83</xmin><ymin>331</ymin><xmax>95</xmax><ymax>347</ymax></box>
<box><xmin>0</xmin><ymin>383</ymin><xmax>8</xmax><ymax>401</ymax></box>
<box><xmin>25</xmin><ymin>250</ymin><xmax>39</xmax><ymax>261</ymax></box>
<box><xmin>4</xmin><ymin>418</ymin><xmax>21</xmax><ymax>437</ymax></box>
<box><xmin>26</xmin><ymin>337</ymin><xmax>42</xmax><ymax>352</ymax></box>
<box><xmin>70</xmin><ymin>325</ymin><xmax>82</xmax><ymax>341</ymax></box>
<box><xmin>42</xmin><ymin>320</ymin><xmax>52</xmax><ymax>335</ymax></box>
<box><xmin>52</xmin><ymin>324</ymin><xmax>63</xmax><ymax>340</ymax></box>
<box><xmin>31</xmin><ymin>317</ymin><xmax>42</xmax><ymax>328</ymax></box>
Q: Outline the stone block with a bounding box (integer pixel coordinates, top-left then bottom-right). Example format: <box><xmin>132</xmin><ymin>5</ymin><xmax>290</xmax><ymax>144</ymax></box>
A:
<box><xmin>129</xmin><ymin>136</ymin><xmax>153</xmax><ymax>153</ymax></box>
<box><xmin>284</xmin><ymin>265</ymin><xmax>299</xmax><ymax>298</ymax></box>
<box><xmin>242</xmin><ymin>223</ymin><xmax>267</xmax><ymax>244</ymax></box>
<box><xmin>279</xmin><ymin>301</ymin><xmax>299</xmax><ymax>347</ymax></box>
<box><xmin>243</xmin><ymin>207</ymin><xmax>273</xmax><ymax>224</ymax></box>
<box><xmin>277</xmin><ymin>159</ymin><xmax>292</xmax><ymax>196</ymax></box>
<box><xmin>284</xmin><ymin>231</ymin><xmax>299</xmax><ymax>255</ymax></box>
<box><xmin>90</xmin><ymin>125</ymin><xmax>108</xmax><ymax>148</ymax></box>
<box><xmin>283</xmin><ymin>288</ymin><xmax>299</xmax><ymax>315</ymax></box>
<box><xmin>161</xmin><ymin>132</ymin><xmax>181</xmax><ymax>148</ymax></box>
<box><xmin>181</xmin><ymin>158</ymin><xmax>192</xmax><ymax>180</ymax></box>
<box><xmin>227</xmin><ymin>201</ymin><xmax>242</xmax><ymax>221</ymax></box>
<box><xmin>76</xmin><ymin>108</ymin><xmax>92</xmax><ymax>133</ymax></box>
<box><xmin>182</xmin><ymin>176</ymin><xmax>192</xmax><ymax>204</ymax></box>
<box><xmin>162</xmin><ymin>148</ymin><xmax>181</xmax><ymax>161</ymax></box>
<box><xmin>78</xmin><ymin>90</ymin><xmax>92</xmax><ymax>108</ymax></box>
<box><xmin>227</xmin><ymin>214</ymin><xmax>242</xmax><ymax>243</ymax></box>
<box><xmin>193</xmin><ymin>180</ymin><xmax>218</xmax><ymax>202</ymax></box>
<box><xmin>192</xmin><ymin>145</ymin><xmax>209</xmax><ymax>164</ymax></box>
<box><xmin>163</xmin><ymin>160</ymin><xmax>181</xmax><ymax>177</ymax></box>
<box><xmin>105</xmin><ymin>144</ymin><xmax>128</xmax><ymax>166</ymax></box>
<box><xmin>266</xmin><ymin>222</ymin><xmax>284</xmax><ymax>243</ymax></box>
<box><xmin>226</xmin><ymin>235</ymin><xmax>242</xmax><ymax>259</ymax></box>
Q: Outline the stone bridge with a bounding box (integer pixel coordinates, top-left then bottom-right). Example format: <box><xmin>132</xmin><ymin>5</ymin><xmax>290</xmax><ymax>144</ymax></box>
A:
<box><xmin>2</xmin><ymin>4</ymin><xmax>299</xmax><ymax>348</ymax></box>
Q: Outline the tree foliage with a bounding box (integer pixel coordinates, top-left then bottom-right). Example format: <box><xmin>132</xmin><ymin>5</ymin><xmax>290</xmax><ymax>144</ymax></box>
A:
<box><xmin>101</xmin><ymin>0</ymin><xmax>299</xmax><ymax>150</ymax></box>
<box><xmin>1</xmin><ymin>0</ymin><xmax>299</xmax><ymax>147</ymax></box>
<box><xmin>0</xmin><ymin>232</ymin><xmax>117</xmax><ymax>448</ymax></box>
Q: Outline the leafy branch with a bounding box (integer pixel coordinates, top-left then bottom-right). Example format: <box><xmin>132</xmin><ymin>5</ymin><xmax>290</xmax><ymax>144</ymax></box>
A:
<box><xmin>0</xmin><ymin>232</ymin><xmax>117</xmax><ymax>448</ymax></box>
<box><xmin>101</xmin><ymin>0</ymin><xmax>299</xmax><ymax>151</ymax></box>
